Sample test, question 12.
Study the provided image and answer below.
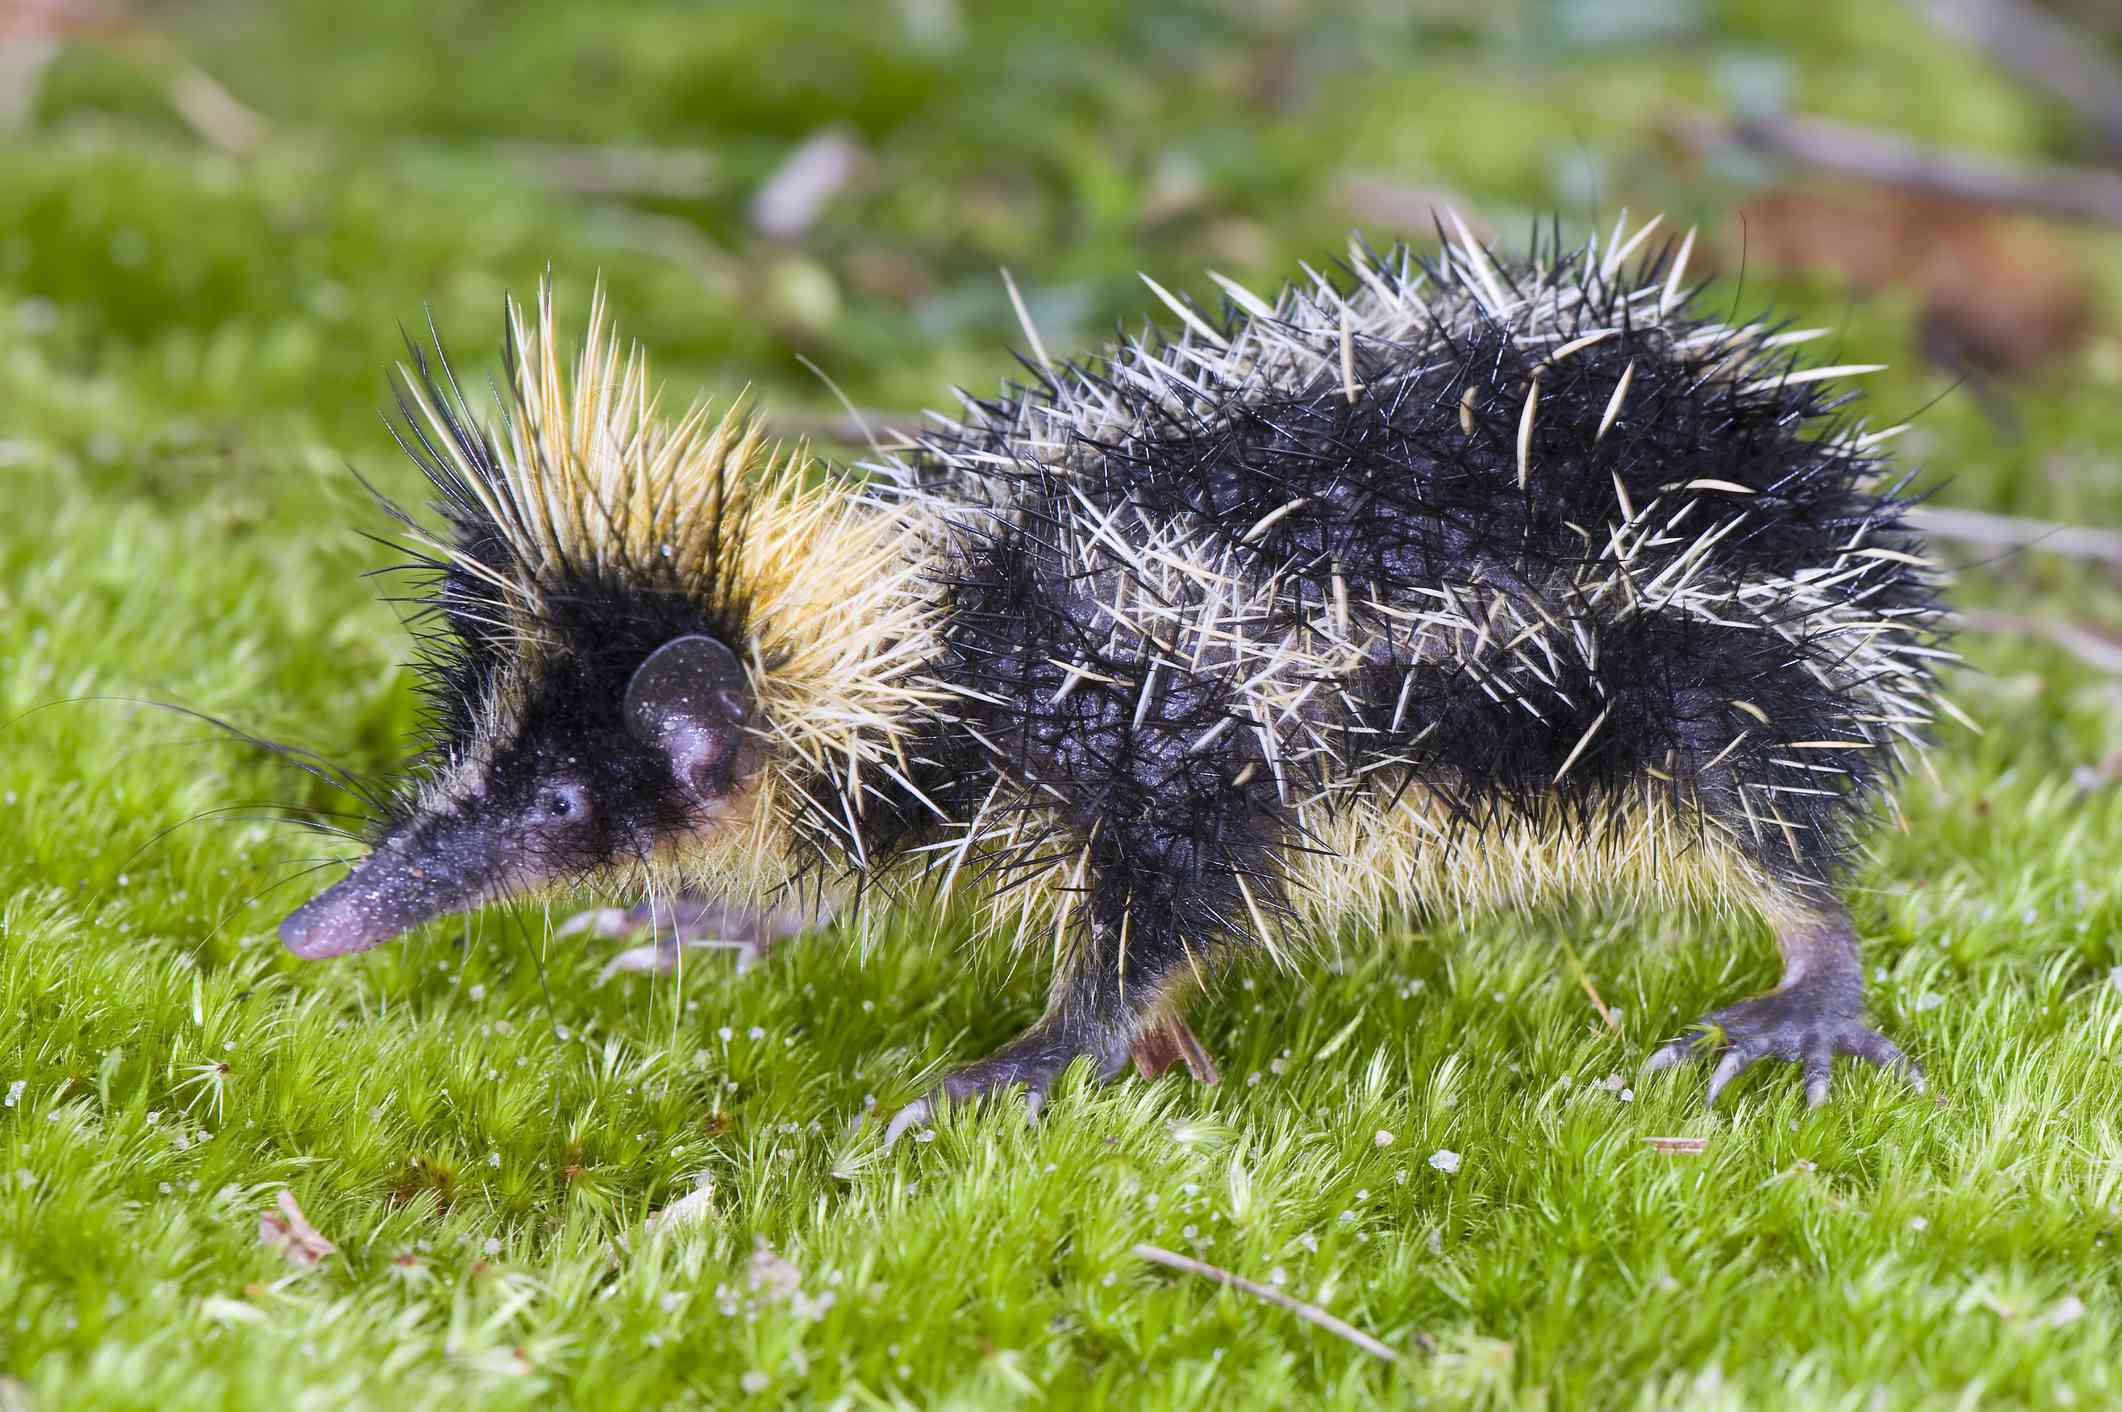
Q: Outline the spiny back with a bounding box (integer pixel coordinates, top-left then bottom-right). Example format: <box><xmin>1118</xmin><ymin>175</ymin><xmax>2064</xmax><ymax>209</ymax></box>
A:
<box><xmin>891</xmin><ymin>215</ymin><xmax>1950</xmax><ymax>899</ymax></box>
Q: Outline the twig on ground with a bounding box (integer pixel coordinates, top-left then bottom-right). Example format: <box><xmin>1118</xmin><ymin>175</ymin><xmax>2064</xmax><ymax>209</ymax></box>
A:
<box><xmin>1961</xmin><ymin>609</ymin><xmax>2122</xmax><ymax>675</ymax></box>
<box><xmin>1909</xmin><ymin>0</ymin><xmax>2122</xmax><ymax>154</ymax></box>
<box><xmin>1675</xmin><ymin>111</ymin><xmax>2122</xmax><ymax>226</ymax></box>
<box><xmin>1907</xmin><ymin>506</ymin><xmax>2122</xmax><ymax>567</ymax></box>
<box><xmin>1642</xmin><ymin>1136</ymin><xmax>1710</xmax><ymax>1155</ymax></box>
<box><xmin>1558</xmin><ymin>937</ymin><xmax>1619</xmax><ymax>1034</ymax></box>
<box><xmin>750</xmin><ymin>126</ymin><xmax>869</xmax><ymax>241</ymax></box>
<box><xmin>1133</xmin><ymin>1242</ymin><xmax>1413</xmax><ymax>1360</ymax></box>
<box><xmin>163</xmin><ymin>59</ymin><xmax>267</xmax><ymax>155</ymax></box>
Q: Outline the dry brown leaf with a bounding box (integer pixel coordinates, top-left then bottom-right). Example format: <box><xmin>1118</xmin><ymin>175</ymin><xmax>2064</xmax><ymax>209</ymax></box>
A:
<box><xmin>258</xmin><ymin>1189</ymin><xmax>336</xmax><ymax>1266</ymax></box>
<box><xmin>1728</xmin><ymin>186</ymin><xmax>2098</xmax><ymax>379</ymax></box>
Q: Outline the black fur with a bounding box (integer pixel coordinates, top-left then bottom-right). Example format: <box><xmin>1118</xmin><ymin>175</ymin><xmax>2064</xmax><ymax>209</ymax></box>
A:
<box><xmin>883</xmin><ymin>232</ymin><xmax>1947</xmax><ymax>1103</ymax></box>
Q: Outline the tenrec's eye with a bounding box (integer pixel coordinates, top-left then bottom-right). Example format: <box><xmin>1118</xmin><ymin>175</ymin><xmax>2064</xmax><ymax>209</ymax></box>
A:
<box><xmin>541</xmin><ymin>782</ymin><xmax>589</xmax><ymax>821</ymax></box>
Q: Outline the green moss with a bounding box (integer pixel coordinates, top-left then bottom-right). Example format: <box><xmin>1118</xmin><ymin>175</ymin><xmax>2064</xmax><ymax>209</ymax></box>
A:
<box><xmin>4</xmin><ymin>1</ymin><xmax>2122</xmax><ymax>1406</ymax></box>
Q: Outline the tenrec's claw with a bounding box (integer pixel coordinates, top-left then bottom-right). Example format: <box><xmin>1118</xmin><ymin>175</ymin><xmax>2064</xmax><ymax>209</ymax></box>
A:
<box><xmin>881</xmin><ymin>1097</ymin><xmax>933</xmax><ymax>1149</ymax></box>
<box><xmin>557</xmin><ymin>906</ymin><xmax>635</xmax><ymax>940</ymax></box>
<box><xmin>1650</xmin><ymin>983</ymin><xmax>1922</xmax><ymax>1107</ymax></box>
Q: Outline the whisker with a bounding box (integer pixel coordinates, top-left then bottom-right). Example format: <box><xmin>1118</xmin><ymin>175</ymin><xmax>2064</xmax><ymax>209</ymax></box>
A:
<box><xmin>3</xmin><ymin>695</ymin><xmax>393</xmax><ymax>816</ymax></box>
<box><xmin>198</xmin><ymin>859</ymin><xmax>349</xmax><ymax>948</ymax></box>
<box><xmin>111</xmin><ymin>803</ymin><xmax>368</xmax><ymax>880</ymax></box>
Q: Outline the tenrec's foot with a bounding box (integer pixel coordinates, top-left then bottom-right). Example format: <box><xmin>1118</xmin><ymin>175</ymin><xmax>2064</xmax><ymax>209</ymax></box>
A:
<box><xmin>1648</xmin><ymin>972</ymin><xmax>1923</xmax><ymax>1107</ymax></box>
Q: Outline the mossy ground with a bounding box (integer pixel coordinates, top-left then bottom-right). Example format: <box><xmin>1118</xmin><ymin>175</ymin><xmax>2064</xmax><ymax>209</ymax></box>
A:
<box><xmin>3</xmin><ymin>2</ymin><xmax>2121</xmax><ymax>1407</ymax></box>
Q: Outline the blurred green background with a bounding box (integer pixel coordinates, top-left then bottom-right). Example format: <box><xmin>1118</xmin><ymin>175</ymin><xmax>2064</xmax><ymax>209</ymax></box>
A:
<box><xmin>5</xmin><ymin>0</ymin><xmax>2118</xmax><ymax>494</ymax></box>
<box><xmin>4</xmin><ymin>1</ymin><xmax>2122</xmax><ymax>1408</ymax></box>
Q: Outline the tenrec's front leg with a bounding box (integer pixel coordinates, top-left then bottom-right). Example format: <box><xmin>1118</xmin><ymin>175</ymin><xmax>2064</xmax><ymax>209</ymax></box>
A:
<box><xmin>882</xmin><ymin>827</ymin><xmax>1239</xmax><ymax>1147</ymax></box>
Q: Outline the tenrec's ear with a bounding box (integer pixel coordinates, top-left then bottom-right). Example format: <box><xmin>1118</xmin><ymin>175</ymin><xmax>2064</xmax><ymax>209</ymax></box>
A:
<box><xmin>623</xmin><ymin>635</ymin><xmax>753</xmax><ymax>797</ymax></box>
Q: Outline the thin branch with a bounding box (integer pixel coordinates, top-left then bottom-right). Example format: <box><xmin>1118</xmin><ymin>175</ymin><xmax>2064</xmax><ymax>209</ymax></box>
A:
<box><xmin>162</xmin><ymin>58</ymin><xmax>267</xmax><ymax>155</ymax></box>
<box><xmin>1677</xmin><ymin>111</ymin><xmax>2122</xmax><ymax>227</ymax></box>
<box><xmin>1133</xmin><ymin>1243</ymin><xmax>1413</xmax><ymax>1360</ymax></box>
<box><xmin>1643</xmin><ymin>1136</ymin><xmax>1710</xmax><ymax>1155</ymax></box>
<box><xmin>1907</xmin><ymin>506</ymin><xmax>2122</xmax><ymax>567</ymax></box>
<box><xmin>1909</xmin><ymin>0</ymin><xmax>2122</xmax><ymax>153</ymax></box>
<box><xmin>1961</xmin><ymin>609</ymin><xmax>2122</xmax><ymax>675</ymax></box>
<box><xmin>749</xmin><ymin>126</ymin><xmax>869</xmax><ymax>241</ymax></box>
<box><xmin>1559</xmin><ymin>936</ymin><xmax>1619</xmax><ymax>1034</ymax></box>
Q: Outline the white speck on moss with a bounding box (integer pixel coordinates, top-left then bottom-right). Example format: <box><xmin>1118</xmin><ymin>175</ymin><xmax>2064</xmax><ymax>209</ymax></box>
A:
<box><xmin>1914</xmin><ymin>992</ymin><xmax>1945</xmax><ymax>1013</ymax></box>
<box><xmin>1429</xmin><ymin>1148</ymin><xmax>1462</xmax><ymax>1175</ymax></box>
<box><xmin>1374</xmin><ymin>1129</ymin><xmax>1395</xmax><ymax>1148</ymax></box>
<box><xmin>3</xmin><ymin>1081</ymin><xmax>21</xmax><ymax>1108</ymax></box>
